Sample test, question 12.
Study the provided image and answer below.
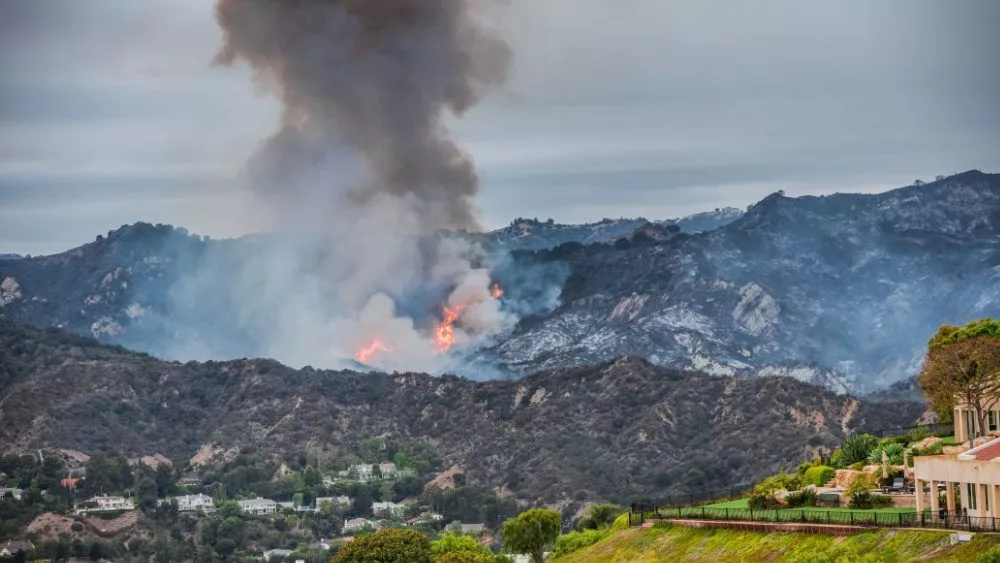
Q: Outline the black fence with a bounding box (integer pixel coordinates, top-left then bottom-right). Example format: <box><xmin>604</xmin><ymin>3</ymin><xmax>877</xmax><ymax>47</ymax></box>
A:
<box><xmin>628</xmin><ymin>422</ymin><xmax>956</xmax><ymax>528</ymax></box>
<box><xmin>629</xmin><ymin>507</ymin><xmax>1000</xmax><ymax>533</ymax></box>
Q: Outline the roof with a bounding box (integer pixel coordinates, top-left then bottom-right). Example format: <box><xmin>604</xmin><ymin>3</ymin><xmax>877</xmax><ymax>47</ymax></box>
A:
<box><xmin>959</xmin><ymin>436</ymin><xmax>1000</xmax><ymax>461</ymax></box>
<box><xmin>460</xmin><ymin>523</ymin><xmax>485</xmax><ymax>532</ymax></box>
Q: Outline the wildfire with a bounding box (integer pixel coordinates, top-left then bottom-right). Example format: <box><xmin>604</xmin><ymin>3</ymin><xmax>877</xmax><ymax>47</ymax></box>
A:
<box><xmin>432</xmin><ymin>305</ymin><xmax>464</xmax><ymax>353</ymax></box>
<box><xmin>491</xmin><ymin>282</ymin><xmax>504</xmax><ymax>300</ymax></box>
<box><xmin>355</xmin><ymin>338</ymin><xmax>389</xmax><ymax>364</ymax></box>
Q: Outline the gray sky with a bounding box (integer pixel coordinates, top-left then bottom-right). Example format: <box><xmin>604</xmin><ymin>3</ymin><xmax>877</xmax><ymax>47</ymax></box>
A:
<box><xmin>1</xmin><ymin>0</ymin><xmax>998</xmax><ymax>255</ymax></box>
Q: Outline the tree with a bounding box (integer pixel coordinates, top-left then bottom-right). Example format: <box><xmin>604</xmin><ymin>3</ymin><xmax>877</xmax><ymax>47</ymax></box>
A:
<box><xmin>501</xmin><ymin>509</ymin><xmax>560</xmax><ymax>563</ymax></box>
<box><xmin>918</xmin><ymin>319</ymin><xmax>1000</xmax><ymax>442</ymax></box>
<box><xmin>576</xmin><ymin>503</ymin><xmax>622</xmax><ymax>530</ymax></box>
<box><xmin>331</xmin><ymin>528</ymin><xmax>431</xmax><ymax>563</ymax></box>
<box><xmin>431</xmin><ymin>533</ymin><xmax>494</xmax><ymax>562</ymax></box>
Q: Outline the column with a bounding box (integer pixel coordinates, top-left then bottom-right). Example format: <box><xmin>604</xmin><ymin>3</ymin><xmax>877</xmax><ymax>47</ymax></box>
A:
<box><xmin>930</xmin><ymin>481</ymin><xmax>940</xmax><ymax>514</ymax></box>
<box><xmin>980</xmin><ymin>483</ymin><xmax>990</xmax><ymax>518</ymax></box>
<box><xmin>955</xmin><ymin>408</ymin><xmax>966</xmax><ymax>442</ymax></box>
<box><xmin>993</xmin><ymin>485</ymin><xmax>1000</xmax><ymax>519</ymax></box>
<box><xmin>961</xmin><ymin>481</ymin><xmax>970</xmax><ymax>513</ymax></box>
<box><xmin>915</xmin><ymin>479</ymin><xmax>924</xmax><ymax>514</ymax></box>
<box><xmin>947</xmin><ymin>482</ymin><xmax>957</xmax><ymax>512</ymax></box>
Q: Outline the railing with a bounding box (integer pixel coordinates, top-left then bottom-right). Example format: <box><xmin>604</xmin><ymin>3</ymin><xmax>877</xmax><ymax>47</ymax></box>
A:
<box><xmin>629</xmin><ymin>507</ymin><xmax>1000</xmax><ymax>533</ymax></box>
<box><xmin>627</xmin><ymin>421</ymin><xmax>956</xmax><ymax>528</ymax></box>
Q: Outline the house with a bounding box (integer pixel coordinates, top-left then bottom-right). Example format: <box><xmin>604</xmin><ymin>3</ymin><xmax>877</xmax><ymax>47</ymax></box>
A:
<box><xmin>371</xmin><ymin>501</ymin><xmax>405</xmax><ymax>518</ymax></box>
<box><xmin>406</xmin><ymin>511</ymin><xmax>445</xmax><ymax>527</ymax></box>
<box><xmin>348</xmin><ymin>464</ymin><xmax>374</xmax><ymax>481</ymax></box>
<box><xmin>915</xmin><ymin>436</ymin><xmax>1000</xmax><ymax>518</ymax></box>
<box><xmin>74</xmin><ymin>495</ymin><xmax>135</xmax><ymax>515</ymax></box>
<box><xmin>378</xmin><ymin>463</ymin><xmax>399</xmax><ymax>478</ymax></box>
<box><xmin>343</xmin><ymin>518</ymin><xmax>379</xmax><ymax>534</ymax></box>
<box><xmin>175</xmin><ymin>494</ymin><xmax>215</xmax><ymax>513</ymax></box>
<box><xmin>315</xmin><ymin>496</ymin><xmax>351</xmax><ymax>511</ymax></box>
<box><xmin>0</xmin><ymin>487</ymin><xmax>24</xmax><ymax>501</ymax></box>
<box><xmin>238</xmin><ymin>497</ymin><xmax>278</xmax><ymax>516</ymax></box>
<box><xmin>263</xmin><ymin>548</ymin><xmax>294</xmax><ymax>560</ymax></box>
<box><xmin>460</xmin><ymin>523</ymin><xmax>485</xmax><ymax>534</ymax></box>
<box><xmin>0</xmin><ymin>540</ymin><xmax>33</xmax><ymax>557</ymax></box>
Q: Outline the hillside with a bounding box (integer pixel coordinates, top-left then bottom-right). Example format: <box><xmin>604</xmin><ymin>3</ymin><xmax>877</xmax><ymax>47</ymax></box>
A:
<box><xmin>556</xmin><ymin>524</ymin><xmax>1000</xmax><ymax>562</ymax></box>
<box><xmin>0</xmin><ymin>172</ymin><xmax>997</xmax><ymax>393</ymax></box>
<box><xmin>0</xmin><ymin>321</ymin><xmax>924</xmax><ymax>504</ymax></box>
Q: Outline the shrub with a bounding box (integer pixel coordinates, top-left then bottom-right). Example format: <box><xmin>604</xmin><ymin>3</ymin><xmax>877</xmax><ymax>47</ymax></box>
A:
<box><xmin>796</xmin><ymin>462</ymin><xmax>813</xmax><ymax>476</ymax></box>
<box><xmin>71</xmin><ymin>522</ymin><xmax>84</xmax><ymax>532</ymax></box>
<box><xmin>747</xmin><ymin>472</ymin><xmax>802</xmax><ymax>509</ymax></box>
<box><xmin>802</xmin><ymin>466</ymin><xmax>836</xmax><ymax>487</ymax></box>
<box><xmin>829</xmin><ymin>449</ymin><xmax>845</xmax><ymax>469</ymax></box>
<box><xmin>785</xmin><ymin>488</ymin><xmax>818</xmax><ymax>508</ymax></box>
<box><xmin>840</xmin><ymin>434</ymin><xmax>879</xmax><ymax>465</ymax></box>
<box><xmin>332</xmin><ymin>529</ymin><xmax>431</xmax><ymax>563</ymax></box>
<box><xmin>849</xmin><ymin>462</ymin><xmax>865</xmax><ymax>471</ymax></box>
<box><xmin>980</xmin><ymin>546</ymin><xmax>1000</xmax><ymax>563</ymax></box>
<box><xmin>849</xmin><ymin>491</ymin><xmax>893</xmax><ymax>509</ymax></box>
<box><xmin>431</xmin><ymin>532</ymin><xmax>494</xmax><ymax>562</ymax></box>
<box><xmin>867</xmin><ymin>442</ymin><xmax>905</xmax><ymax>465</ymax></box>
<box><xmin>551</xmin><ymin>530</ymin><xmax>609</xmax><ymax>558</ymax></box>
<box><xmin>610</xmin><ymin>513</ymin><xmax>630</xmax><ymax>532</ymax></box>
<box><xmin>846</xmin><ymin>474</ymin><xmax>875</xmax><ymax>496</ymax></box>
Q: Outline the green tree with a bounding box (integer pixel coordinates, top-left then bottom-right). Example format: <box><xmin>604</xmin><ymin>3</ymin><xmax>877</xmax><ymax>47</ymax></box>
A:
<box><xmin>501</xmin><ymin>508</ymin><xmax>560</xmax><ymax>563</ymax></box>
<box><xmin>919</xmin><ymin>319</ymin><xmax>1000</xmax><ymax>442</ymax></box>
<box><xmin>331</xmin><ymin>528</ymin><xmax>431</xmax><ymax>563</ymax></box>
<box><xmin>431</xmin><ymin>532</ymin><xmax>493</xmax><ymax>562</ymax></box>
<box><xmin>576</xmin><ymin>504</ymin><xmax>621</xmax><ymax>530</ymax></box>
<box><xmin>136</xmin><ymin>476</ymin><xmax>158</xmax><ymax>509</ymax></box>
<box><xmin>839</xmin><ymin>434</ymin><xmax>879</xmax><ymax>466</ymax></box>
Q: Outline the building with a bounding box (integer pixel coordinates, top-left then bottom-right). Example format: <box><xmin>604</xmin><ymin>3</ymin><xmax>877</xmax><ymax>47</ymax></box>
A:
<box><xmin>238</xmin><ymin>497</ymin><xmax>278</xmax><ymax>516</ymax></box>
<box><xmin>0</xmin><ymin>487</ymin><xmax>24</xmax><ymax>501</ymax></box>
<box><xmin>175</xmin><ymin>494</ymin><xmax>215</xmax><ymax>513</ymax></box>
<box><xmin>914</xmin><ymin>436</ymin><xmax>1000</xmax><ymax>518</ymax></box>
<box><xmin>371</xmin><ymin>501</ymin><xmax>405</xmax><ymax>518</ymax></box>
<box><xmin>74</xmin><ymin>495</ymin><xmax>135</xmax><ymax>515</ymax></box>
<box><xmin>460</xmin><ymin>523</ymin><xmax>485</xmax><ymax>534</ymax></box>
<box><xmin>0</xmin><ymin>540</ymin><xmax>33</xmax><ymax>557</ymax></box>
<box><xmin>343</xmin><ymin>517</ymin><xmax>378</xmax><ymax>534</ymax></box>
<box><xmin>263</xmin><ymin>548</ymin><xmax>294</xmax><ymax>560</ymax></box>
<box><xmin>378</xmin><ymin>463</ymin><xmax>399</xmax><ymax>478</ymax></box>
<box><xmin>348</xmin><ymin>464</ymin><xmax>374</xmax><ymax>481</ymax></box>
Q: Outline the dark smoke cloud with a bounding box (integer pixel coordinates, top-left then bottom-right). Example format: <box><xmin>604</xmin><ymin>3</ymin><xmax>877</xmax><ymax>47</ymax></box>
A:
<box><xmin>214</xmin><ymin>0</ymin><xmax>511</xmax><ymax>231</ymax></box>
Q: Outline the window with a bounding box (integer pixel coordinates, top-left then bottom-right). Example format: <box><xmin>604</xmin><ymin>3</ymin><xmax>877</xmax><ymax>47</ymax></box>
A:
<box><xmin>990</xmin><ymin>411</ymin><xmax>997</xmax><ymax>432</ymax></box>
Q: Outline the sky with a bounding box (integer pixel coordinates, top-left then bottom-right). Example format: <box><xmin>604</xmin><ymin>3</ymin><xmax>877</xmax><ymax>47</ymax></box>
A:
<box><xmin>1</xmin><ymin>0</ymin><xmax>999</xmax><ymax>255</ymax></box>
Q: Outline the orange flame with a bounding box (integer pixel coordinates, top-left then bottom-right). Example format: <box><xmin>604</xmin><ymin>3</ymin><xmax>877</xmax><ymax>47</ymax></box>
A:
<box><xmin>491</xmin><ymin>282</ymin><xmax>504</xmax><ymax>300</ymax></box>
<box><xmin>432</xmin><ymin>305</ymin><xmax>464</xmax><ymax>353</ymax></box>
<box><xmin>355</xmin><ymin>338</ymin><xmax>389</xmax><ymax>364</ymax></box>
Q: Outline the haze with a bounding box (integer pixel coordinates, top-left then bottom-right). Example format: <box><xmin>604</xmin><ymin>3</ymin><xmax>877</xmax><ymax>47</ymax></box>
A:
<box><xmin>1</xmin><ymin>0</ymin><xmax>998</xmax><ymax>255</ymax></box>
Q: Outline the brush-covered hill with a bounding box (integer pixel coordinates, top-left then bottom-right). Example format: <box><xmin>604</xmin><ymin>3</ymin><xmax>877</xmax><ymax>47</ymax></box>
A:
<box><xmin>0</xmin><ymin>320</ymin><xmax>924</xmax><ymax>504</ymax></box>
<box><xmin>0</xmin><ymin>172</ymin><xmax>996</xmax><ymax>395</ymax></box>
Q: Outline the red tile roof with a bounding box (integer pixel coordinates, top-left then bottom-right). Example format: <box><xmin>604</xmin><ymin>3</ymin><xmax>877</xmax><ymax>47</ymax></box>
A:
<box><xmin>960</xmin><ymin>437</ymin><xmax>1000</xmax><ymax>461</ymax></box>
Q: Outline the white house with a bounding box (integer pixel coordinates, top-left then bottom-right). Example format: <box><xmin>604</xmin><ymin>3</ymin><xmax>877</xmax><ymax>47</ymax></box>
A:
<box><xmin>74</xmin><ymin>495</ymin><xmax>135</xmax><ymax>515</ymax></box>
<box><xmin>460</xmin><ymin>523</ymin><xmax>485</xmax><ymax>534</ymax></box>
<box><xmin>263</xmin><ymin>548</ymin><xmax>294</xmax><ymax>560</ymax></box>
<box><xmin>0</xmin><ymin>541</ymin><xmax>33</xmax><ymax>557</ymax></box>
<box><xmin>349</xmin><ymin>464</ymin><xmax>374</xmax><ymax>481</ymax></box>
<box><xmin>371</xmin><ymin>501</ymin><xmax>405</xmax><ymax>518</ymax></box>
<box><xmin>343</xmin><ymin>518</ymin><xmax>378</xmax><ymax>534</ymax></box>
<box><xmin>238</xmin><ymin>497</ymin><xmax>278</xmax><ymax>516</ymax></box>
<box><xmin>0</xmin><ymin>488</ymin><xmax>24</xmax><ymax>501</ymax></box>
<box><xmin>378</xmin><ymin>463</ymin><xmax>399</xmax><ymax>478</ymax></box>
<box><xmin>176</xmin><ymin>494</ymin><xmax>215</xmax><ymax>513</ymax></box>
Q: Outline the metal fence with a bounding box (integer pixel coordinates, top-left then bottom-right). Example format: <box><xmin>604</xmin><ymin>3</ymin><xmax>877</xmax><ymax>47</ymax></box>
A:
<box><xmin>628</xmin><ymin>422</ymin><xmax>957</xmax><ymax>528</ymax></box>
<box><xmin>629</xmin><ymin>507</ymin><xmax>1000</xmax><ymax>533</ymax></box>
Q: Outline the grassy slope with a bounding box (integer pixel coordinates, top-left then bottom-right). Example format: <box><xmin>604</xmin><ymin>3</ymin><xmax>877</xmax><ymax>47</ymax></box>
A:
<box><xmin>553</xmin><ymin>524</ymin><xmax>1000</xmax><ymax>563</ymax></box>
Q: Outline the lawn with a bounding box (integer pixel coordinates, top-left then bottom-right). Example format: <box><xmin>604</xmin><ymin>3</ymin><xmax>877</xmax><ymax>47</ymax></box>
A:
<box><xmin>552</xmin><ymin>525</ymin><xmax>1000</xmax><ymax>562</ymax></box>
<box><xmin>701</xmin><ymin>498</ymin><xmax>915</xmax><ymax>514</ymax></box>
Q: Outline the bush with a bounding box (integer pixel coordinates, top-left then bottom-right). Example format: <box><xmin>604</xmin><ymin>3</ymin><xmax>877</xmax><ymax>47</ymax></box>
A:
<box><xmin>978</xmin><ymin>545</ymin><xmax>1000</xmax><ymax>562</ymax></box>
<box><xmin>802</xmin><ymin>466</ymin><xmax>836</xmax><ymax>487</ymax></box>
<box><xmin>71</xmin><ymin>522</ymin><xmax>84</xmax><ymax>532</ymax></box>
<box><xmin>796</xmin><ymin>462</ymin><xmax>813</xmax><ymax>476</ymax></box>
<box><xmin>332</xmin><ymin>529</ymin><xmax>431</xmax><ymax>563</ymax></box>
<box><xmin>747</xmin><ymin>472</ymin><xmax>802</xmax><ymax>509</ymax></box>
<box><xmin>849</xmin><ymin>491</ymin><xmax>893</xmax><ymax>509</ymax></box>
<box><xmin>846</xmin><ymin>474</ymin><xmax>875</xmax><ymax>496</ymax></box>
<box><xmin>829</xmin><ymin>449</ymin><xmax>845</xmax><ymax>469</ymax></box>
<box><xmin>552</xmin><ymin>529</ymin><xmax>609</xmax><ymax>558</ymax></box>
<box><xmin>840</xmin><ymin>434</ymin><xmax>879</xmax><ymax>465</ymax></box>
<box><xmin>785</xmin><ymin>488</ymin><xmax>817</xmax><ymax>508</ymax></box>
<box><xmin>867</xmin><ymin>442</ymin><xmax>905</xmax><ymax>465</ymax></box>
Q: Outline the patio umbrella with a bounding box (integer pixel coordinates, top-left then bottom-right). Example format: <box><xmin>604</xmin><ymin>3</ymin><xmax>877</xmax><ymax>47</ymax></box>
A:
<box><xmin>881</xmin><ymin>449</ymin><xmax>889</xmax><ymax>481</ymax></box>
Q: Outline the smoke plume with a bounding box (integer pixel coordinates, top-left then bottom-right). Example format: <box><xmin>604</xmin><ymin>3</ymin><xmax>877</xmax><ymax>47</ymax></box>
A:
<box><xmin>201</xmin><ymin>0</ymin><xmax>516</xmax><ymax>373</ymax></box>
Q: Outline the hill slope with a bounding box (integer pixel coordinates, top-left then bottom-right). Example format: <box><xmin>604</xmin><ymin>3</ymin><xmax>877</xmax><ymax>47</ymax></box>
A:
<box><xmin>1</xmin><ymin>172</ymin><xmax>996</xmax><ymax>393</ymax></box>
<box><xmin>0</xmin><ymin>321</ymin><xmax>924</xmax><ymax>504</ymax></box>
<box><xmin>556</xmin><ymin>525</ymin><xmax>1000</xmax><ymax>562</ymax></box>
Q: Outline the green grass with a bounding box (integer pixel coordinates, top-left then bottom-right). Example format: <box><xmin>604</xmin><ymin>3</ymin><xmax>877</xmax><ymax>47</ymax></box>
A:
<box><xmin>701</xmin><ymin>498</ymin><xmax>914</xmax><ymax>514</ymax></box>
<box><xmin>552</xmin><ymin>524</ymin><xmax>1000</xmax><ymax>562</ymax></box>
